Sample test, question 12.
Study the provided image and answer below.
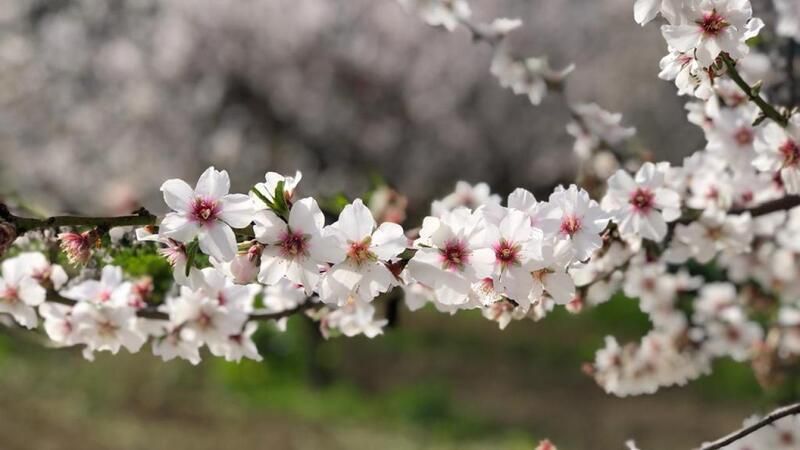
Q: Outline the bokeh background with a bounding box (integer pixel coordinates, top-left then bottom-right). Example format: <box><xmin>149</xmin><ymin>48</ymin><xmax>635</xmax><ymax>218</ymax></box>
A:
<box><xmin>0</xmin><ymin>0</ymin><xmax>785</xmax><ymax>449</ymax></box>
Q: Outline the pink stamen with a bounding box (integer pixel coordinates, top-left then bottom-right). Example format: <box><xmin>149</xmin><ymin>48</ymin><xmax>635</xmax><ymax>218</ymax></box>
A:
<box><xmin>560</xmin><ymin>215</ymin><xmax>582</xmax><ymax>236</ymax></box>
<box><xmin>629</xmin><ymin>188</ymin><xmax>655</xmax><ymax>214</ymax></box>
<box><xmin>439</xmin><ymin>239</ymin><xmax>470</xmax><ymax>271</ymax></box>
<box><xmin>780</xmin><ymin>139</ymin><xmax>800</xmax><ymax>168</ymax></box>
<box><xmin>278</xmin><ymin>230</ymin><xmax>309</xmax><ymax>259</ymax></box>
<box><xmin>733</xmin><ymin>127</ymin><xmax>753</xmax><ymax>146</ymax></box>
<box><xmin>190</xmin><ymin>197</ymin><xmax>221</xmax><ymax>225</ymax></box>
<box><xmin>493</xmin><ymin>239</ymin><xmax>521</xmax><ymax>268</ymax></box>
<box><xmin>698</xmin><ymin>10</ymin><xmax>728</xmax><ymax>36</ymax></box>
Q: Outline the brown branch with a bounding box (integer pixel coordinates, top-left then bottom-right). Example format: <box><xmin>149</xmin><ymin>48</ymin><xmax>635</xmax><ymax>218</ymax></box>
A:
<box><xmin>699</xmin><ymin>402</ymin><xmax>800</xmax><ymax>450</ymax></box>
<box><xmin>730</xmin><ymin>195</ymin><xmax>800</xmax><ymax>217</ymax></box>
<box><xmin>47</xmin><ymin>292</ymin><xmax>318</xmax><ymax>323</ymax></box>
<box><xmin>0</xmin><ymin>204</ymin><xmax>157</xmax><ymax>233</ymax></box>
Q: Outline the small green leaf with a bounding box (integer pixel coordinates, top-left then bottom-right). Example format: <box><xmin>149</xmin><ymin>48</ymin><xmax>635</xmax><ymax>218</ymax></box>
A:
<box><xmin>184</xmin><ymin>239</ymin><xmax>199</xmax><ymax>277</ymax></box>
<box><xmin>250</xmin><ymin>187</ymin><xmax>275</xmax><ymax>210</ymax></box>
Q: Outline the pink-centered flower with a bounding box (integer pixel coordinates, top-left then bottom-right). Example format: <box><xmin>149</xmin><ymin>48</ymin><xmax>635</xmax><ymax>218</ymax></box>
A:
<box><xmin>320</xmin><ymin>199</ymin><xmax>406</xmax><ymax>305</ymax></box>
<box><xmin>159</xmin><ymin>166</ymin><xmax>254</xmax><ymax>262</ymax></box>
<box><xmin>407</xmin><ymin>207</ymin><xmax>494</xmax><ymax>306</ymax></box>
<box><xmin>484</xmin><ymin>208</ymin><xmax>543</xmax><ymax>304</ymax></box>
<box><xmin>253</xmin><ymin>197</ymin><xmax>342</xmax><ymax>295</ymax></box>
<box><xmin>540</xmin><ymin>185</ymin><xmax>610</xmax><ymax>261</ymax></box>
<box><xmin>602</xmin><ymin>162</ymin><xmax>682</xmax><ymax>242</ymax></box>
<box><xmin>754</xmin><ymin>115</ymin><xmax>800</xmax><ymax>194</ymax></box>
<box><xmin>0</xmin><ymin>255</ymin><xmax>46</xmax><ymax>329</ymax></box>
<box><xmin>661</xmin><ymin>0</ymin><xmax>764</xmax><ymax>67</ymax></box>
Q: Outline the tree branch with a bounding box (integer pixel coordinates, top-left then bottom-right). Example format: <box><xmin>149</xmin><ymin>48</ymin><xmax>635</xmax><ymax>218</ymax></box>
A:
<box><xmin>46</xmin><ymin>292</ymin><xmax>318</xmax><ymax>323</ymax></box>
<box><xmin>699</xmin><ymin>402</ymin><xmax>800</xmax><ymax>450</ymax></box>
<box><xmin>0</xmin><ymin>204</ymin><xmax>157</xmax><ymax>233</ymax></box>
<box><xmin>730</xmin><ymin>195</ymin><xmax>800</xmax><ymax>217</ymax></box>
<box><xmin>721</xmin><ymin>53</ymin><xmax>789</xmax><ymax>127</ymax></box>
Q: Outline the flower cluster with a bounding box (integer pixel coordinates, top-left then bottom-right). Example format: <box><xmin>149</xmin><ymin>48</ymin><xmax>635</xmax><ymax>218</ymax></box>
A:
<box><xmin>1</xmin><ymin>0</ymin><xmax>800</xmax><ymax>447</ymax></box>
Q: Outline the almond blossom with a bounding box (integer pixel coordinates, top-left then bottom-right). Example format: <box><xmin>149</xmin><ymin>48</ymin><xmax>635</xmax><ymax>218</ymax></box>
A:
<box><xmin>159</xmin><ymin>166</ymin><xmax>254</xmax><ymax>261</ymax></box>
<box><xmin>482</xmin><ymin>208</ymin><xmax>542</xmax><ymax>304</ymax></box>
<box><xmin>62</xmin><ymin>265</ymin><xmax>131</xmax><ymax>306</ymax></box>
<box><xmin>320</xmin><ymin>199</ymin><xmax>406</xmax><ymax>305</ymax></box>
<box><xmin>253</xmin><ymin>197</ymin><xmax>341</xmax><ymax>294</ymax></box>
<box><xmin>0</xmin><ymin>255</ymin><xmax>46</xmax><ymax>328</ymax></box>
<box><xmin>661</xmin><ymin>0</ymin><xmax>764</xmax><ymax>67</ymax></box>
<box><xmin>602</xmin><ymin>162</ymin><xmax>682</xmax><ymax>242</ymax></box>
<box><xmin>407</xmin><ymin>207</ymin><xmax>494</xmax><ymax>306</ymax></box>
<box><xmin>540</xmin><ymin>184</ymin><xmax>610</xmax><ymax>261</ymax></box>
<box><xmin>754</xmin><ymin>115</ymin><xmax>800</xmax><ymax>194</ymax></box>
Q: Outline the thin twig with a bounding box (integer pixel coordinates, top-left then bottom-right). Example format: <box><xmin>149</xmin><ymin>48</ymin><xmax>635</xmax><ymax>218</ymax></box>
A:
<box><xmin>699</xmin><ymin>402</ymin><xmax>800</xmax><ymax>450</ymax></box>
<box><xmin>720</xmin><ymin>53</ymin><xmax>788</xmax><ymax>127</ymax></box>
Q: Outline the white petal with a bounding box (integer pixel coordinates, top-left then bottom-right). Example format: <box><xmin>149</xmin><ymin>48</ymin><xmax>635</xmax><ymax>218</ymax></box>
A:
<box><xmin>220</xmin><ymin>194</ymin><xmax>255</xmax><ymax>228</ymax></box>
<box><xmin>543</xmin><ymin>272</ymin><xmax>575</xmax><ymax>305</ymax></box>
<box><xmin>371</xmin><ymin>222</ymin><xmax>407</xmax><ymax>261</ymax></box>
<box><xmin>253</xmin><ymin>210</ymin><xmax>287</xmax><ymax>244</ymax></box>
<box><xmin>336</xmin><ymin>199</ymin><xmax>376</xmax><ymax>242</ymax></box>
<box><xmin>634</xmin><ymin>0</ymin><xmax>660</xmax><ymax>25</ymax></box>
<box><xmin>160</xmin><ymin>214</ymin><xmax>201</xmax><ymax>243</ymax></box>
<box><xmin>18</xmin><ymin>278</ymin><xmax>45</xmax><ymax>306</ymax></box>
<box><xmin>289</xmin><ymin>197</ymin><xmax>325</xmax><ymax>235</ymax></box>
<box><xmin>198</xmin><ymin>222</ymin><xmax>237</xmax><ymax>261</ymax></box>
<box><xmin>161</xmin><ymin>179</ymin><xmax>195</xmax><ymax>212</ymax></box>
<box><xmin>195</xmin><ymin>167</ymin><xmax>230</xmax><ymax>199</ymax></box>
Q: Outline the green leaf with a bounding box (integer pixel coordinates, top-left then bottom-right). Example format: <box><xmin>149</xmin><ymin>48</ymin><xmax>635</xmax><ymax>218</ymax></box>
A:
<box><xmin>250</xmin><ymin>187</ymin><xmax>275</xmax><ymax>210</ymax></box>
<box><xmin>184</xmin><ymin>239</ymin><xmax>200</xmax><ymax>277</ymax></box>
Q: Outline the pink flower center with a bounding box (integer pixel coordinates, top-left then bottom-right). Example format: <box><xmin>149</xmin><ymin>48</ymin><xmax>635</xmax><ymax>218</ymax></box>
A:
<box><xmin>347</xmin><ymin>237</ymin><xmax>375</xmax><ymax>265</ymax></box>
<box><xmin>629</xmin><ymin>188</ymin><xmax>655</xmax><ymax>214</ymax></box>
<box><xmin>439</xmin><ymin>239</ymin><xmax>470</xmax><ymax>271</ymax></box>
<box><xmin>733</xmin><ymin>127</ymin><xmax>753</xmax><ymax>146</ymax></box>
<box><xmin>780</xmin><ymin>139</ymin><xmax>800</xmax><ymax>168</ymax></box>
<box><xmin>98</xmin><ymin>290</ymin><xmax>111</xmax><ymax>303</ymax></box>
<box><xmin>279</xmin><ymin>230</ymin><xmax>309</xmax><ymax>259</ymax></box>
<box><xmin>2</xmin><ymin>285</ymin><xmax>19</xmax><ymax>302</ymax></box>
<box><xmin>698</xmin><ymin>10</ymin><xmax>728</xmax><ymax>36</ymax></box>
<box><xmin>97</xmin><ymin>320</ymin><xmax>119</xmax><ymax>337</ymax></box>
<box><xmin>560</xmin><ymin>215</ymin><xmax>582</xmax><ymax>236</ymax></box>
<box><xmin>493</xmin><ymin>239</ymin><xmax>521</xmax><ymax>268</ymax></box>
<box><xmin>191</xmin><ymin>197</ymin><xmax>221</xmax><ymax>224</ymax></box>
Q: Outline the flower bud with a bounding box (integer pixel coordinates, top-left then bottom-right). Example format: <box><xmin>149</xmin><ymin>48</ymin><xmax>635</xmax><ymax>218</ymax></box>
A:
<box><xmin>229</xmin><ymin>252</ymin><xmax>259</xmax><ymax>284</ymax></box>
<box><xmin>0</xmin><ymin>220</ymin><xmax>16</xmax><ymax>258</ymax></box>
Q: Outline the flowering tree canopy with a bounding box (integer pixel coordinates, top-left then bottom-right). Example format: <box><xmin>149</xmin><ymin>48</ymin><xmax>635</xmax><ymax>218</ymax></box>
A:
<box><xmin>2</xmin><ymin>0</ymin><xmax>800</xmax><ymax>448</ymax></box>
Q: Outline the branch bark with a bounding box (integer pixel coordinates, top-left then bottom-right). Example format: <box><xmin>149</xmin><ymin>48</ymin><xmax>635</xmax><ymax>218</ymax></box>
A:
<box><xmin>729</xmin><ymin>195</ymin><xmax>800</xmax><ymax>217</ymax></box>
<box><xmin>47</xmin><ymin>292</ymin><xmax>318</xmax><ymax>323</ymax></box>
<box><xmin>721</xmin><ymin>53</ymin><xmax>789</xmax><ymax>127</ymax></box>
<box><xmin>0</xmin><ymin>204</ymin><xmax>158</xmax><ymax>233</ymax></box>
<box><xmin>699</xmin><ymin>402</ymin><xmax>800</xmax><ymax>450</ymax></box>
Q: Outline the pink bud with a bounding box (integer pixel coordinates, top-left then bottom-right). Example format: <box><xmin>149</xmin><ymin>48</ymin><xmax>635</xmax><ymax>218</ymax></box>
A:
<box><xmin>229</xmin><ymin>253</ymin><xmax>259</xmax><ymax>283</ymax></box>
